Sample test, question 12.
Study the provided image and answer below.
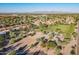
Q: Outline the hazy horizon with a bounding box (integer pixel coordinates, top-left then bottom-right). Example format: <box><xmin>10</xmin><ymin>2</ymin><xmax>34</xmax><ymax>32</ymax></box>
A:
<box><xmin>0</xmin><ymin>3</ymin><xmax>79</xmax><ymax>13</ymax></box>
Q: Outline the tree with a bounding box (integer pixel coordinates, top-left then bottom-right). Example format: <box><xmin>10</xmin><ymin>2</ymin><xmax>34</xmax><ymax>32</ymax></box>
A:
<box><xmin>0</xmin><ymin>35</ymin><xmax>4</xmax><ymax>43</ymax></box>
<box><xmin>0</xmin><ymin>35</ymin><xmax>4</xmax><ymax>48</ymax></box>
<box><xmin>70</xmin><ymin>49</ymin><xmax>76</xmax><ymax>55</ymax></box>
<box><xmin>47</xmin><ymin>40</ymin><xmax>57</xmax><ymax>49</ymax></box>
<box><xmin>72</xmin><ymin>32</ymin><xmax>77</xmax><ymax>37</ymax></box>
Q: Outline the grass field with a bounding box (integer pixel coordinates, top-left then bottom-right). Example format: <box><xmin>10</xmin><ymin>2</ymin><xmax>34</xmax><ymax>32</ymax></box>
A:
<box><xmin>39</xmin><ymin>24</ymin><xmax>75</xmax><ymax>38</ymax></box>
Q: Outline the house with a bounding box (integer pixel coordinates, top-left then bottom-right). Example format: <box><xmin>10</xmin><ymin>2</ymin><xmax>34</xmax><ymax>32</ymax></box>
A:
<box><xmin>0</xmin><ymin>30</ymin><xmax>10</xmax><ymax>46</ymax></box>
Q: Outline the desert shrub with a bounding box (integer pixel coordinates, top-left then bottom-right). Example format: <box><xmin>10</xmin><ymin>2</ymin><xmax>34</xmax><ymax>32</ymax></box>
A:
<box><xmin>9</xmin><ymin>38</ymin><xmax>16</xmax><ymax>44</ymax></box>
<box><xmin>58</xmin><ymin>40</ymin><xmax>68</xmax><ymax>45</ymax></box>
<box><xmin>47</xmin><ymin>40</ymin><xmax>57</xmax><ymax>49</ymax></box>
<box><xmin>75</xmin><ymin>17</ymin><xmax>79</xmax><ymax>22</ymax></box>
<box><xmin>36</xmin><ymin>36</ymin><xmax>45</xmax><ymax>42</ymax></box>
<box><xmin>64</xmin><ymin>38</ymin><xmax>71</xmax><ymax>43</ymax></box>
<box><xmin>70</xmin><ymin>49</ymin><xmax>76</xmax><ymax>55</ymax></box>
<box><xmin>70</xmin><ymin>45</ymin><xmax>76</xmax><ymax>55</ymax></box>
<box><xmin>41</xmin><ymin>42</ymin><xmax>47</xmax><ymax>47</ymax></box>
<box><xmin>55</xmin><ymin>45</ymin><xmax>62</xmax><ymax>54</ymax></box>
<box><xmin>56</xmin><ymin>46</ymin><xmax>62</xmax><ymax>50</ymax></box>
<box><xmin>9</xmin><ymin>31</ymin><xmax>16</xmax><ymax>38</ymax></box>
<box><xmin>72</xmin><ymin>32</ymin><xmax>77</xmax><ymax>37</ymax></box>
<box><xmin>57</xmin><ymin>53</ymin><xmax>63</xmax><ymax>55</ymax></box>
<box><xmin>28</xmin><ymin>31</ymin><xmax>36</xmax><ymax>36</ymax></box>
<box><xmin>7</xmin><ymin>50</ymin><xmax>16</xmax><ymax>55</ymax></box>
<box><xmin>30</xmin><ymin>42</ymin><xmax>39</xmax><ymax>48</ymax></box>
<box><xmin>31</xmin><ymin>24</ymin><xmax>39</xmax><ymax>29</ymax></box>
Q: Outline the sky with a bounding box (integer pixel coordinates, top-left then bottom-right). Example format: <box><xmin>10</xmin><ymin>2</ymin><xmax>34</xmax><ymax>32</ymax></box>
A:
<box><xmin>0</xmin><ymin>3</ymin><xmax>79</xmax><ymax>13</ymax></box>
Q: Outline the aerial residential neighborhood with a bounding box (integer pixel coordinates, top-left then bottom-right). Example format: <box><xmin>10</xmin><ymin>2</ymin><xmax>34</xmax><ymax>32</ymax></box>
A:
<box><xmin>0</xmin><ymin>14</ymin><xmax>78</xmax><ymax>55</ymax></box>
<box><xmin>0</xmin><ymin>3</ymin><xmax>79</xmax><ymax>55</ymax></box>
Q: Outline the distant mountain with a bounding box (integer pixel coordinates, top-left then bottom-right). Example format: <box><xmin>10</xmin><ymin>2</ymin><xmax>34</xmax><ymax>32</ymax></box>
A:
<box><xmin>29</xmin><ymin>11</ymin><xmax>79</xmax><ymax>14</ymax></box>
<box><xmin>0</xmin><ymin>11</ymin><xmax>79</xmax><ymax>14</ymax></box>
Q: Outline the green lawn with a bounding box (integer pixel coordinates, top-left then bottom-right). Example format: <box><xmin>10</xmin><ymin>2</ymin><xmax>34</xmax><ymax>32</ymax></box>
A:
<box><xmin>39</xmin><ymin>24</ymin><xmax>75</xmax><ymax>38</ymax></box>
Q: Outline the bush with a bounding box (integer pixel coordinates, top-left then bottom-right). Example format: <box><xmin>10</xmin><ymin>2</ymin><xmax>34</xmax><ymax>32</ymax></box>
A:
<box><xmin>41</xmin><ymin>42</ymin><xmax>46</xmax><ymax>47</ymax></box>
<box><xmin>64</xmin><ymin>38</ymin><xmax>71</xmax><ymax>43</ymax></box>
<box><xmin>9</xmin><ymin>31</ymin><xmax>16</xmax><ymax>38</ymax></box>
<box><xmin>47</xmin><ymin>40</ymin><xmax>57</xmax><ymax>49</ymax></box>
<box><xmin>0</xmin><ymin>35</ymin><xmax>4</xmax><ymax>43</ymax></box>
<box><xmin>55</xmin><ymin>46</ymin><xmax>62</xmax><ymax>54</ymax></box>
<box><xmin>72</xmin><ymin>32</ymin><xmax>77</xmax><ymax>37</ymax></box>
<box><xmin>9</xmin><ymin>38</ymin><xmax>16</xmax><ymax>44</ymax></box>
<box><xmin>30</xmin><ymin>42</ymin><xmax>39</xmax><ymax>48</ymax></box>
<box><xmin>57</xmin><ymin>53</ymin><xmax>63</xmax><ymax>55</ymax></box>
<box><xmin>7</xmin><ymin>50</ymin><xmax>16</xmax><ymax>55</ymax></box>
<box><xmin>28</xmin><ymin>31</ymin><xmax>36</xmax><ymax>36</ymax></box>
<box><xmin>36</xmin><ymin>37</ymin><xmax>45</xmax><ymax>42</ymax></box>
<box><xmin>70</xmin><ymin>49</ymin><xmax>76</xmax><ymax>55</ymax></box>
<box><xmin>0</xmin><ymin>35</ymin><xmax>4</xmax><ymax>48</ymax></box>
